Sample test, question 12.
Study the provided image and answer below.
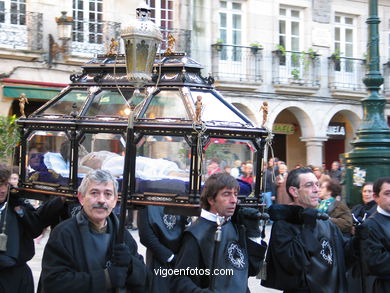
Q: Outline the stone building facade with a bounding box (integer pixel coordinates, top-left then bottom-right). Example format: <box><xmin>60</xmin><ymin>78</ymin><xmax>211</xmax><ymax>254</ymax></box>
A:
<box><xmin>0</xmin><ymin>0</ymin><xmax>389</xmax><ymax>169</ymax></box>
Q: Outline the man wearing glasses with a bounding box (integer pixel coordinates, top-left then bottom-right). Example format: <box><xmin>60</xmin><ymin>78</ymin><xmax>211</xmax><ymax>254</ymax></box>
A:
<box><xmin>261</xmin><ymin>167</ymin><xmax>352</xmax><ymax>293</ymax></box>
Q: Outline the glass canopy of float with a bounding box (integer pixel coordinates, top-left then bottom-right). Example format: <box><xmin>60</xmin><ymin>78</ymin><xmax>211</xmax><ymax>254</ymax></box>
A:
<box><xmin>17</xmin><ymin>53</ymin><xmax>267</xmax><ymax>208</ymax></box>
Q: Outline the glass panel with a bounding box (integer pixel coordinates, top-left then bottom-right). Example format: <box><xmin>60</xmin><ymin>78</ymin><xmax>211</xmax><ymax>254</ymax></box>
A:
<box><xmin>232</xmin><ymin>2</ymin><xmax>241</xmax><ymax>10</ymax></box>
<box><xmin>233</xmin><ymin>30</ymin><xmax>241</xmax><ymax>46</ymax></box>
<box><xmin>41</xmin><ymin>90</ymin><xmax>88</xmax><ymax>116</ymax></box>
<box><xmin>335</xmin><ymin>16</ymin><xmax>340</xmax><ymax>23</ymax></box>
<box><xmin>279</xmin><ymin>8</ymin><xmax>286</xmax><ymax>16</ymax></box>
<box><xmin>233</xmin><ymin>14</ymin><xmax>241</xmax><ymax>29</ymax></box>
<box><xmin>291</xmin><ymin>10</ymin><xmax>300</xmax><ymax>18</ymax></box>
<box><xmin>291</xmin><ymin>21</ymin><xmax>299</xmax><ymax>36</ymax></box>
<box><xmin>335</xmin><ymin>27</ymin><xmax>340</xmax><ymax>41</ymax></box>
<box><xmin>190</xmin><ymin>91</ymin><xmax>246</xmax><ymax>124</ymax></box>
<box><xmin>345</xmin><ymin>17</ymin><xmax>353</xmax><ymax>25</ymax></box>
<box><xmin>84</xmin><ymin>90</ymin><xmax>131</xmax><ymax>118</ymax></box>
<box><xmin>220</xmin><ymin>1</ymin><xmax>227</xmax><ymax>8</ymax></box>
<box><xmin>78</xmin><ymin>133</ymin><xmax>126</xmax><ymax>178</ymax></box>
<box><xmin>26</xmin><ymin>131</ymin><xmax>70</xmax><ymax>185</ymax></box>
<box><xmin>279</xmin><ymin>20</ymin><xmax>286</xmax><ymax>34</ymax></box>
<box><xmin>203</xmin><ymin>138</ymin><xmax>255</xmax><ymax>193</ymax></box>
<box><xmin>142</xmin><ymin>90</ymin><xmax>190</xmax><ymax>120</ymax></box>
<box><xmin>345</xmin><ymin>43</ymin><xmax>353</xmax><ymax>57</ymax></box>
<box><xmin>136</xmin><ymin>135</ymin><xmax>191</xmax><ymax>182</ymax></box>
<box><xmin>291</xmin><ymin>37</ymin><xmax>299</xmax><ymax>52</ymax></box>
<box><xmin>346</xmin><ymin>28</ymin><xmax>353</xmax><ymax>43</ymax></box>
<box><xmin>220</xmin><ymin>13</ymin><xmax>226</xmax><ymax>27</ymax></box>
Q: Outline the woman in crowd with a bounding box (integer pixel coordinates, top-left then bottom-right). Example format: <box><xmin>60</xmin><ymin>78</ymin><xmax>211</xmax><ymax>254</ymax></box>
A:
<box><xmin>317</xmin><ymin>179</ymin><xmax>353</xmax><ymax>236</ymax></box>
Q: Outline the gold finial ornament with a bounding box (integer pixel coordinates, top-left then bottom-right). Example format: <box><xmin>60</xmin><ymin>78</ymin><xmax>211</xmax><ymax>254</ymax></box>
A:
<box><xmin>107</xmin><ymin>38</ymin><xmax>119</xmax><ymax>56</ymax></box>
<box><xmin>164</xmin><ymin>33</ymin><xmax>175</xmax><ymax>56</ymax></box>
<box><xmin>19</xmin><ymin>93</ymin><xmax>29</xmax><ymax>118</ymax></box>
<box><xmin>259</xmin><ymin>101</ymin><xmax>268</xmax><ymax>127</ymax></box>
<box><xmin>195</xmin><ymin>95</ymin><xmax>203</xmax><ymax>123</ymax></box>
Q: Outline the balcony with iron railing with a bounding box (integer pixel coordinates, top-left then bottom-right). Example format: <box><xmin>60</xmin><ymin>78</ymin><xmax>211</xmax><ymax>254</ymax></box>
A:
<box><xmin>70</xmin><ymin>20</ymin><xmax>121</xmax><ymax>57</ymax></box>
<box><xmin>328</xmin><ymin>56</ymin><xmax>367</xmax><ymax>98</ymax></box>
<box><xmin>211</xmin><ymin>44</ymin><xmax>263</xmax><ymax>88</ymax></box>
<box><xmin>272</xmin><ymin>49</ymin><xmax>320</xmax><ymax>95</ymax></box>
<box><xmin>0</xmin><ymin>10</ymin><xmax>43</xmax><ymax>51</ymax></box>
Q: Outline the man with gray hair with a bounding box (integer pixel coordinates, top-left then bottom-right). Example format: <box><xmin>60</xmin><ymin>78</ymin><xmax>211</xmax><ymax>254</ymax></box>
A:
<box><xmin>40</xmin><ymin>170</ymin><xmax>150</xmax><ymax>292</ymax></box>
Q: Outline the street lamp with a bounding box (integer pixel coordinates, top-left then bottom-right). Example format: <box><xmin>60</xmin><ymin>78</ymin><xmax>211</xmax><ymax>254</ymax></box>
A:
<box><xmin>117</xmin><ymin>1</ymin><xmax>162</xmax><ymax>243</ymax></box>
<box><xmin>120</xmin><ymin>1</ymin><xmax>162</xmax><ymax>89</ymax></box>
<box><xmin>343</xmin><ymin>0</ymin><xmax>390</xmax><ymax>206</ymax></box>
<box><xmin>48</xmin><ymin>11</ymin><xmax>73</xmax><ymax>66</ymax></box>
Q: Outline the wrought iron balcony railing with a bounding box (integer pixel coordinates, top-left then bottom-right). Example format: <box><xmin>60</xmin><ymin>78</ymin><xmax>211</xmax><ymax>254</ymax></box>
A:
<box><xmin>328</xmin><ymin>56</ymin><xmax>366</xmax><ymax>91</ymax></box>
<box><xmin>70</xmin><ymin>20</ymin><xmax>121</xmax><ymax>56</ymax></box>
<box><xmin>0</xmin><ymin>10</ymin><xmax>42</xmax><ymax>51</ymax></box>
<box><xmin>272</xmin><ymin>50</ymin><xmax>320</xmax><ymax>87</ymax></box>
<box><xmin>211</xmin><ymin>44</ymin><xmax>263</xmax><ymax>83</ymax></box>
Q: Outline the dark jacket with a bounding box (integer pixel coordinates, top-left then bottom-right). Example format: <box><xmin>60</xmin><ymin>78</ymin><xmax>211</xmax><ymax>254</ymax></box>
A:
<box><xmin>363</xmin><ymin>212</ymin><xmax>390</xmax><ymax>293</ymax></box>
<box><xmin>0</xmin><ymin>198</ymin><xmax>43</xmax><ymax>293</ymax></box>
<box><xmin>261</xmin><ymin>219</ymin><xmax>349</xmax><ymax>292</ymax></box>
<box><xmin>172</xmin><ymin>216</ymin><xmax>266</xmax><ymax>293</ymax></box>
<box><xmin>40</xmin><ymin>210</ymin><xmax>149</xmax><ymax>293</ymax></box>
<box><xmin>351</xmin><ymin>200</ymin><xmax>377</xmax><ymax>222</ymax></box>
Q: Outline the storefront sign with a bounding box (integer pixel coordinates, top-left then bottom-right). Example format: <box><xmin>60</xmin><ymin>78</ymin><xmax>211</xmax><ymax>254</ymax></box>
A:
<box><xmin>273</xmin><ymin>123</ymin><xmax>295</xmax><ymax>135</ymax></box>
<box><xmin>327</xmin><ymin>123</ymin><xmax>345</xmax><ymax>137</ymax></box>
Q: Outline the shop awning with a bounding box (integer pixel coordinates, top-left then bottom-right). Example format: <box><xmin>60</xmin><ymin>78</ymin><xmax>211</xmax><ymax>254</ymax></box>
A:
<box><xmin>3</xmin><ymin>85</ymin><xmax>62</xmax><ymax>100</ymax></box>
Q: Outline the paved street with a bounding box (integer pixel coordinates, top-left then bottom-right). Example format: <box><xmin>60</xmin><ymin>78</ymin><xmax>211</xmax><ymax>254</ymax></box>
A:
<box><xmin>28</xmin><ymin>224</ymin><xmax>281</xmax><ymax>293</ymax></box>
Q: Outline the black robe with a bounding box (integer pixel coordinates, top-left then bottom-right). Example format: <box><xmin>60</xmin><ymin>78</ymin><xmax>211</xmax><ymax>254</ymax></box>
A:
<box><xmin>363</xmin><ymin>212</ymin><xmax>390</xmax><ymax>293</ymax></box>
<box><xmin>261</xmin><ymin>219</ymin><xmax>348</xmax><ymax>293</ymax></box>
<box><xmin>351</xmin><ymin>200</ymin><xmax>377</xmax><ymax>222</ymax></box>
<box><xmin>171</xmin><ymin>216</ymin><xmax>265</xmax><ymax>293</ymax></box>
<box><xmin>0</xmin><ymin>198</ymin><xmax>43</xmax><ymax>293</ymax></box>
<box><xmin>40</xmin><ymin>210</ymin><xmax>150</xmax><ymax>293</ymax></box>
<box><xmin>138</xmin><ymin>205</ymin><xmax>187</xmax><ymax>293</ymax></box>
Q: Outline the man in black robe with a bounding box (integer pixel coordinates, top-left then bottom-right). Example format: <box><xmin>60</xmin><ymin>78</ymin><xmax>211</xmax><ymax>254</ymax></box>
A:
<box><xmin>171</xmin><ymin>172</ymin><xmax>266</xmax><ymax>293</ymax></box>
<box><xmin>262</xmin><ymin>167</ymin><xmax>355</xmax><ymax>293</ymax></box>
<box><xmin>362</xmin><ymin>177</ymin><xmax>390</xmax><ymax>293</ymax></box>
<box><xmin>0</xmin><ymin>165</ymin><xmax>44</xmax><ymax>293</ymax></box>
<box><xmin>40</xmin><ymin>170</ymin><xmax>150</xmax><ymax>293</ymax></box>
<box><xmin>138</xmin><ymin>205</ymin><xmax>189</xmax><ymax>292</ymax></box>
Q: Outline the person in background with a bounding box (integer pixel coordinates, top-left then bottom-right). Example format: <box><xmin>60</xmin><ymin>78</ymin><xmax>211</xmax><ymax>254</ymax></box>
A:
<box><xmin>361</xmin><ymin>177</ymin><xmax>390</xmax><ymax>293</ymax></box>
<box><xmin>230</xmin><ymin>160</ymin><xmax>242</xmax><ymax>178</ymax></box>
<box><xmin>329</xmin><ymin>161</ymin><xmax>342</xmax><ymax>183</ymax></box>
<box><xmin>240</xmin><ymin>161</ymin><xmax>247</xmax><ymax>177</ymax></box>
<box><xmin>276</xmin><ymin>164</ymin><xmax>291</xmax><ymax>205</ymax></box>
<box><xmin>138</xmin><ymin>206</ymin><xmax>189</xmax><ymax>293</ymax></box>
<box><xmin>312</xmin><ymin>166</ymin><xmax>331</xmax><ymax>186</ymax></box>
<box><xmin>224</xmin><ymin>165</ymin><xmax>231</xmax><ymax>175</ymax></box>
<box><xmin>240</xmin><ymin>162</ymin><xmax>254</xmax><ymax>184</ymax></box>
<box><xmin>262</xmin><ymin>158</ymin><xmax>277</xmax><ymax>209</ymax></box>
<box><xmin>351</xmin><ymin>182</ymin><xmax>377</xmax><ymax>225</ymax></box>
<box><xmin>0</xmin><ymin>164</ymin><xmax>44</xmax><ymax>293</ymax></box>
<box><xmin>207</xmin><ymin>158</ymin><xmax>221</xmax><ymax>176</ymax></box>
<box><xmin>9</xmin><ymin>166</ymin><xmax>19</xmax><ymax>188</ymax></box>
<box><xmin>347</xmin><ymin>182</ymin><xmax>376</xmax><ymax>293</ymax></box>
<box><xmin>318</xmin><ymin>179</ymin><xmax>353</xmax><ymax>236</ymax></box>
<box><xmin>321</xmin><ymin>162</ymin><xmax>329</xmax><ymax>175</ymax></box>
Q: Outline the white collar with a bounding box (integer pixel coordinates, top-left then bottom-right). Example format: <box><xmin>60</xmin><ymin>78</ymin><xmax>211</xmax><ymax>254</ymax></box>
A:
<box><xmin>200</xmin><ymin>209</ymin><xmax>231</xmax><ymax>223</ymax></box>
<box><xmin>377</xmin><ymin>206</ymin><xmax>390</xmax><ymax>217</ymax></box>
